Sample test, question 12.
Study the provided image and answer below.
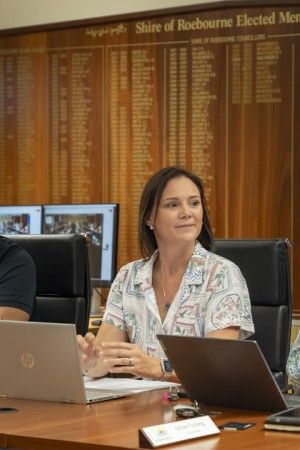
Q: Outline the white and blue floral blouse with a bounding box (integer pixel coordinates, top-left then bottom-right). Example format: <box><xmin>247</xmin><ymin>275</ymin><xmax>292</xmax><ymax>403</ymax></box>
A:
<box><xmin>287</xmin><ymin>331</ymin><xmax>300</xmax><ymax>394</ymax></box>
<box><xmin>102</xmin><ymin>242</ymin><xmax>254</xmax><ymax>358</ymax></box>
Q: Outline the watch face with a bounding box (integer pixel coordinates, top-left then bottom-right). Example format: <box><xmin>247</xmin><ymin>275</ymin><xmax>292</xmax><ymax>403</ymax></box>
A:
<box><xmin>163</xmin><ymin>359</ymin><xmax>173</xmax><ymax>373</ymax></box>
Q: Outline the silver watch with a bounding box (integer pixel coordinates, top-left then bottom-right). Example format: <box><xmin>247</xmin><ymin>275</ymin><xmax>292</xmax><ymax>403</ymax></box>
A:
<box><xmin>160</xmin><ymin>358</ymin><xmax>173</xmax><ymax>375</ymax></box>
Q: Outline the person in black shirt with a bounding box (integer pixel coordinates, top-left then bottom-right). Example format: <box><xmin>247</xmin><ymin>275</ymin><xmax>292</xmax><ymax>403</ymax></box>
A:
<box><xmin>0</xmin><ymin>235</ymin><xmax>37</xmax><ymax>320</ymax></box>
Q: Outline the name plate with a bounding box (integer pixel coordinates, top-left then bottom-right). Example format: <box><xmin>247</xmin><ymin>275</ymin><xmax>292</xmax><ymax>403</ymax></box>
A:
<box><xmin>138</xmin><ymin>415</ymin><xmax>220</xmax><ymax>448</ymax></box>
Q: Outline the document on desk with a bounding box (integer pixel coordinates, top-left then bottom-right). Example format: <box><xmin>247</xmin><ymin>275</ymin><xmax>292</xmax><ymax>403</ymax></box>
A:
<box><xmin>84</xmin><ymin>376</ymin><xmax>178</xmax><ymax>393</ymax></box>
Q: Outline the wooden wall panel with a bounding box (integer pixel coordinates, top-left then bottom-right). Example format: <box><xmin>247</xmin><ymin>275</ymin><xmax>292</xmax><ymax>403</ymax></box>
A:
<box><xmin>0</xmin><ymin>0</ymin><xmax>300</xmax><ymax>313</ymax></box>
<box><xmin>0</xmin><ymin>33</ymin><xmax>49</xmax><ymax>204</ymax></box>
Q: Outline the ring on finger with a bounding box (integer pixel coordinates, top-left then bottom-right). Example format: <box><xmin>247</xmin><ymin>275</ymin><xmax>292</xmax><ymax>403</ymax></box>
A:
<box><xmin>129</xmin><ymin>358</ymin><xmax>133</xmax><ymax>366</ymax></box>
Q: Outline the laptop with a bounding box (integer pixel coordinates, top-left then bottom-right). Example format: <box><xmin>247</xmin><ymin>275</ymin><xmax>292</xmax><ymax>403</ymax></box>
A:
<box><xmin>157</xmin><ymin>335</ymin><xmax>300</xmax><ymax>412</ymax></box>
<box><xmin>0</xmin><ymin>321</ymin><xmax>129</xmax><ymax>404</ymax></box>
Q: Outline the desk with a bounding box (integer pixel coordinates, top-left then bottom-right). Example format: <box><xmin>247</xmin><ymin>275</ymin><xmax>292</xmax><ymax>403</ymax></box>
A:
<box><xmin>0</xmin><ymin>391</ymin><xmax>299</xmax><ymax>450</ymax></box>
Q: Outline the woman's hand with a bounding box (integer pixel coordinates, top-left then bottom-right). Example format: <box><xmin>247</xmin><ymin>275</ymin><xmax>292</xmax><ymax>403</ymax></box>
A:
<box><xmin>100</xmin><ymin>341</ymin><xmax>163</xmax><ymax>379</ymax></box>
<box><xmin>77</xmin><ymin>323</ymin><xmax>131</xmax><ymax>378</ymax></box>
<box><xmin>77</xmin><ymin>332</ymin><xmax>102</xmax><ymax>375</ymax></box>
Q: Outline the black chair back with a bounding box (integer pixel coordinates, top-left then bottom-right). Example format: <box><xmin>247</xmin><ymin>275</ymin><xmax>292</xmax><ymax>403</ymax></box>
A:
<box><xmin>6</xmin><ymin>234</ymin><xmax>91</xmax><ymax>335</ymax></box>
<box><xmin>213</xmin><ymin>238</ymin><xmax>292</xmax><ymax>389</ymax></box>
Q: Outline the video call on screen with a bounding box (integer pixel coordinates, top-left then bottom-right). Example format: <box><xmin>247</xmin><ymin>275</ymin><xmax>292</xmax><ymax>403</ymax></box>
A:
<box><xmin>0</xmin><ymin>204</ymin><xmax>119</xmax><ymax>287</ymax></box>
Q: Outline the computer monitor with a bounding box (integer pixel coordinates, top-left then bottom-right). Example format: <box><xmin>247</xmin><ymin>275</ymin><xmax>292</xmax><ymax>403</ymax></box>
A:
<box><xmin>0</xmin><ymin>205</ymin><xmax>42</xmax><ymax>234</ymax></box>
<box><xmin>42</xmin><ymin>204</ymin><xmax>119</xmax><ymax>287</ymax></box>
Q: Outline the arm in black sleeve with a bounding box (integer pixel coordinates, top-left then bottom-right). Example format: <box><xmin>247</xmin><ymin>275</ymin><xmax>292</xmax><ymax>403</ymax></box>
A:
<box><xmin>0</xmin><ymin>241</ymin><xmax>37</xmax><ymax>316</ymax></box>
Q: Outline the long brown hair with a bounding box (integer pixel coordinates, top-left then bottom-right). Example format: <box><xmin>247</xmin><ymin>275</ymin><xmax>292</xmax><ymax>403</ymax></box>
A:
<box><xmin>138</xmin><ymin>166</ymin><xmax>213</xmax><ymax>258</ymax></box>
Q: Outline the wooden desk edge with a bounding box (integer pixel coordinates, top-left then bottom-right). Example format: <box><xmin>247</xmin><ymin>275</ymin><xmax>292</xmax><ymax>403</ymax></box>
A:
<box><xmin>5</xmin><ymin>435</ymin><xmax>140</xmax><ymax>450</ymax></box>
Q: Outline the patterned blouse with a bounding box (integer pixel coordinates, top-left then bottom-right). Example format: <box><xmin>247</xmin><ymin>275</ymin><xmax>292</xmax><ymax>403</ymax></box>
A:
<box><xmin>102</xmin><ymin>242</ymin><xmax>254</xmax><ymax>358</ymax></box>
<box><xmin>287</xmin><ymin>331</ymin><xmax>300</xmax><ymax>394</ymax></box>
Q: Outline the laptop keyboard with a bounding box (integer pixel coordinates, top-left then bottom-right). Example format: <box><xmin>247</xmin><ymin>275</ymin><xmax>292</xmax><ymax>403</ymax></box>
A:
<box><xmin>283</xmin><ymin>394</ymin><xmax>300</xmax><ymax>408</ymax></box>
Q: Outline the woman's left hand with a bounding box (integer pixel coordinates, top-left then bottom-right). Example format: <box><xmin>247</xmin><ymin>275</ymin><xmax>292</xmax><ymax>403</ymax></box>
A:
<box><xmin>100</xmin><ymin>341</ymin><xmax>163</xmax><ymax>379</ymax></box>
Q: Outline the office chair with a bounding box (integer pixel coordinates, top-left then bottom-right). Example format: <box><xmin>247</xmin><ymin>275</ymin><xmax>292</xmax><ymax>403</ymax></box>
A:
<box><xmin>6</xmin><ymin>234</ymin><xmax>91</xmax><ymax>335</ymax></box>
<box><xmin>213</xmin><ymin>238</ymin><xmax>292</xmax><ymax>389</ymax></box>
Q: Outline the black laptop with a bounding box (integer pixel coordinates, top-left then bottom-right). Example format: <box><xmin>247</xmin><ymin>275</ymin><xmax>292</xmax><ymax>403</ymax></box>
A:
<box><xmin>157</xmin><ymin>335</ymin><xmax>300</xmax><ymax>412</ymax></box>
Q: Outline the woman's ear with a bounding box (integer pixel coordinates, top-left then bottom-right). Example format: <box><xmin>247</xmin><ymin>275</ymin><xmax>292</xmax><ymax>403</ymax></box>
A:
<box><xmin>145</xmin><ymin>218</ymin><xmax>154</xmax><ymax>230</ymax></box>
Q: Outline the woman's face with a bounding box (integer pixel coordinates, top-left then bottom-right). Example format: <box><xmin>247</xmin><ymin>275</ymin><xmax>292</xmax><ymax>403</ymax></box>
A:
<box><xmin>148</xmin><ymin>176</ymin><xmax>203</xmax><ymax>248</ymax></box>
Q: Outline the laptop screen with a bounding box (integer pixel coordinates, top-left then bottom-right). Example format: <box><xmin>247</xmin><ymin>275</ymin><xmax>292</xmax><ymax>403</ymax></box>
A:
<box><xmin>157</xmin><ymin>334</ymin><xmax>287</xmax><ymax>412</ymax></box>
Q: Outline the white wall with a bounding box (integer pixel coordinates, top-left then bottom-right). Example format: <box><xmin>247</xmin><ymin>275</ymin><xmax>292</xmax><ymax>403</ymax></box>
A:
<box><xmin>0</xmin><ymin>0</ymin><xmax>217</xmax><ymax>30</ymax></box>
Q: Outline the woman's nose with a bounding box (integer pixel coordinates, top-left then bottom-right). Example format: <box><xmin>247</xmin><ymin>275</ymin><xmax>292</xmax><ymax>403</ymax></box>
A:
<box><xmin>179</xmin><ymin>204</ymin><xmax>192</xmax><ymax>218</ymax></box>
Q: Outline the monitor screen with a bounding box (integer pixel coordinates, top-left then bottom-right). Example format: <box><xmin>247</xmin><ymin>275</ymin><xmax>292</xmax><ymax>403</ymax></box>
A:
<box><xmin>0</xmin><ymin>205</ymin><xmax>42</xmax><ymax>234</ymax></box>
<box><xmin>42</xmin><ymin>204</ymin><xmax>119</xmax><ymax>287</ymax></box>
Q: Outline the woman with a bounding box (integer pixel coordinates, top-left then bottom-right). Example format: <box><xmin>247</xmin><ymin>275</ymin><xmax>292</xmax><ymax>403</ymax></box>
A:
<box><xmin>78</xmin><ymin>166</ymin><xmax>254</xmax><ymax>381</ymax></box>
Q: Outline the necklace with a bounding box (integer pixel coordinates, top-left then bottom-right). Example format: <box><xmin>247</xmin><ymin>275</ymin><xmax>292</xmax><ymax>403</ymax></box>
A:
<box><xmin>160</xmin><ymin>268</ymin><xmax>171</xmax><ymax>311</ymax></box>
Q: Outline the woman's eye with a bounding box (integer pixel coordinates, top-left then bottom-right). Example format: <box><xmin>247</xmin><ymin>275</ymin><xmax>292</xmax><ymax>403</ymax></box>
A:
<box><xmin>190</xmin><ymin>200</ymin><xmax>200</xmax><ymax>207</ymax></box>
<box><xmin>166</xmin><ymin>202</ymin><xmax>177</xmax><ymax>208</ymax></box>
